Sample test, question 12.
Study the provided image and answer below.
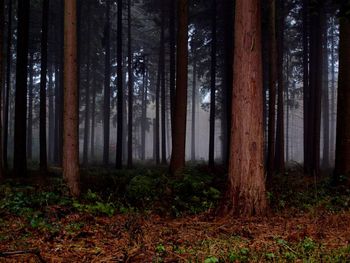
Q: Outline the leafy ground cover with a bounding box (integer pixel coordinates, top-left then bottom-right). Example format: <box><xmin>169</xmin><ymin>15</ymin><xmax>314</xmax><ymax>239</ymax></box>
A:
<box><xmin>0</xmin><ymin>165</ymin><xmax>349</xmax><ymax>262</ymax></box>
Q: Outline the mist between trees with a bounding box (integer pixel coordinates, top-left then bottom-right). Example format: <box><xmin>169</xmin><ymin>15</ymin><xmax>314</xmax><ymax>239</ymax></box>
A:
<box><xmin>0</xmin><ymin>0</ymin><xmax>349</xmax><ymax>216</ymax></box>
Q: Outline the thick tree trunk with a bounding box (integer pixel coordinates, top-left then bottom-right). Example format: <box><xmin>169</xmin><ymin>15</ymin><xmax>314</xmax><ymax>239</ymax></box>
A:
<box><xmin>83</xmin><ymin>1</ymin><xmax>91</xmax><ymax>165</ymax></box>
<box><xmin>141</xmin><ymin>62</ymin><xmax>147</xmax><ymax>161</ymax></box>
<box><xmin>209</xmin><ymin>0</ymin><xmax>216</xmax><ymax>167</ymax></box>
<box><xmin>40</xmin><ymin>0</ymin><xmax>49</xmax><ymax>172</ymax></box>
<box><xmin>267</xmin><ymin>0</ymin><xmax>277</xmax><ymax>174</ymax></box>
<box><xmin>14</xmin><ymin>0</ymin><xmax>30</xmax><ymax>176</ymax></box>
<box><xmin>224</xmin><ymin>0</ymin><xmax>267</xmax><ymax>216</ymax></box>
<box><xmin>116</xmin><ymin>0</ymin><xmax>124</xmax><ymax>169</ymax></box>
<box><xmin>127</xmin><ymin>0</ymin><xmax>133</xmax><ymax>168</ymax></box>
<box><xmin>63</xmin><ymin>0</ymin><xmax>80</xmax><ymax>197</ymax></box>
<box><xmin>103</xmin><ymin>0</ymin><xmax>111</xmax><ymax>165</ymax></box>
<box><xmin>330</xmin><ymin>17</ymin><xmax>336</xmax><ymax>160</ymax></box>
<box><xmin>4</xmin><ymin>0</ymin><xmax>12</xmax><ymax>171</ymax></box>
<box><xmin>90</xmin><ymin>64</ymin><xmax>96</xmax><ymax>160</ymax></box>
<box><xmin>170</xmin><ymin>0</ymin><xmax>188</xmax><ymax>175</ymax></box>
<box><xmin>334</xmin><ymin>12</ymin><xmax>350</xmax><ymax>182</ymax></box>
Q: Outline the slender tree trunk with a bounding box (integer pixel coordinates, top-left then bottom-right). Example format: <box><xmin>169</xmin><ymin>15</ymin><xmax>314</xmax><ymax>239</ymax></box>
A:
<box><xmin>127</xmin><ymin>0</ymin><xmax>133</xmax><ymax>168</ymax></box>
<box><xmin>191</xmin><ymin>54</ymin><xmax>197</xmax><ymax>162</ymax></box>
<box><xmin>321</xmin><ymin>10</ymin><xmax>329</xmax><ymax>168</ymax></box>
<box><xmin>4</xmin><ymin>0</ymin><xmax>12</xmax><ymax>171</ymax></box>
<box><xmin>334</xmin><ymin>9</ymin><xmax>350</xmax><ymax>183</ymax></box>
<box><xmin>267</xmin><ymin>0</ymin><xmax>277</xmax><ymax>174</ymax></box>
<box><xmin>0</xmin><ymin>0</ymin><xmax>4</xmax><ymax>179</ymax></box>
<box><xmin>83</xmin><ymin>1</ymin><xmax>91</xmax><ymax>165</ymax></box>
<box><xmin>155</xmin><ymin>56</ymin><xmax>160</xmax><ymax>164</ymax></box>
<box><xmin>141</xmin><ymin>61</ymin><xmax>147</xmax><ymax>161</ymax></box>
<box><xmin>160</xmin><ymin>1</ymin><xmax>167</xmax><ymax>165</ymax></box>
<box><xmin>14</xmin><ymin>0</ymin><xmax>30</xmax><ymax>176</ymax></box>
<box><xmin>103</xmin><ymin>0</ymin><xmax>111</xmax><ymax>165</ymax></box>
<box><xmin>275</xmin><ymin>0</ymin><xmax>285</xmax><ymax>173</ymax></box>
<box><xmin>40</xmin><ymin>0</ymin><xmax>49</xmax><ymax>172</ymax></box>
<box><xmin>224</xmin><ymin>0</ymin><xmax>267</xmax><ymax>216</ymax></box>
<box><xmin>169</xmin><ymin>0</ymin><xmax>176</xmax><ymax>132</ymax></box>
<box><xmin>48</xmin><ymin>65</ymin><xmax>54</xmax><ymax>163</ymax></box>
<box><xmin>221</xmin><ymin>0</ymin><xmax>234</xmax><ymax>166</ymax></box>
<box><xmin>27</xmin><ymin>53</ymin><xmax>34</xmax><ymax>161</ymax></box>
<box><xmin>209</xmin><ymin>0</ymin><xmax>217</xmax><ymax>167</ymax></box>
<box><xmin>302</xmin><ymin>0</ymin><xmax>310</xmax><ymax>172</ymax></box>
<box><xmin>116</xmin><ymin>0</ymin><xmax>123</xmax><ymax>169</ymax></box>
<box><xmin>63</xmin><ymin>0</ymin><xmax>80</xmax><ymax>197</ymax></box>
<box><xmin>90</xmin><ymin>62</ymin><xmax>96</xmax><ymax>160</ymax></box>
<box><xmin>308</xmin><ymin>3</ymin><xmax>323</xmax><ymax>175</ymax></box>
<box><xmin>170</xmin><ymin>0</ymin><xmax>188</xmax><ymax>175</ymax></box>
<box><xmin>330</xmin><ymin>17</ymin><xmax>336</xmax><ymax>160</ymax></box>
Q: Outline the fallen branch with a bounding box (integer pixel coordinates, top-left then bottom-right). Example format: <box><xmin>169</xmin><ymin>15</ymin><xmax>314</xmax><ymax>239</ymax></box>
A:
<box><xmin>0</xmin><ymin>249</ymin><xmax>46</xmax><ymax>263</ymax></box>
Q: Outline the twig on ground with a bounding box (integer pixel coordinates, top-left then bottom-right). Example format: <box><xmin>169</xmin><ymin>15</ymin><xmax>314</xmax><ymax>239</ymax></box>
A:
<box><xmin>0</xmin><ymin>249</ymin><xmax>46</xmax><ymax>263</ymax></box>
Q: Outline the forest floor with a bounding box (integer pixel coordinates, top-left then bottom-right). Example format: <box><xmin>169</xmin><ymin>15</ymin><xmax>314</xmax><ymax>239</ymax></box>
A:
<box><xmin>0</xmin><ymin>165</ymin><xmax>349</xmax><ymax>262</ymax></box>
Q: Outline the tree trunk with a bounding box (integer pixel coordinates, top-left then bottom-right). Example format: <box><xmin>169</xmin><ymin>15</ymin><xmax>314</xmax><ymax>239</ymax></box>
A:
<box><xmin>160</xmin><ymin>1</ymin><xmax>167</xmax><ymax>165</ymax></box>
<box><xmin>40</xmin><ymin>0</ymin><xmax>49</xmax><ymax>172</ymax></box>
<box><xmin>127</xmin><ymin>0</ymin><xmax>133</xmax><ymax>168</ymax></box>
<box><xmin>116</xmin><ymin>0</ymin><xmax>123</xmax><ymax>169</ymax></box>
<box><xmin>141</xmin><ymin>60</ymin><xmax>147</xmax><ymax>161</ymax></box>
<box><xmin>221</xmin><ymin>0</ymin><xmax>234</xmax><ymax>166</ymax></box>
<box><xmin>224</xmin><ymin>0</ymin><xmax>267</xmax><ymax>216</ymax></box>
<box><xmin>170</xmin><ymin>0</ymin><xmax>188</xmax><ymax>175</ymax></box>
<box><xmin>169</xmin><ymin>0</ymin><xmax>176</xmax><ymax>132</ymax></box>
<box><xmin>302</xmin><ymin>0</ymin><xmax>310</xmax><ymax>172</ymax></box>
<box><xmin>267</xmin><ymin>0</ymin><xmax>277</xmax><ymax>174</ymax></box>
<box><xmin>90</xmin><ymin>63</ymin><xmax>96</xmax><ymax>160</ymax></box>
<box><xmin>103</xmin><ymin>0</ymin><xmax>111</xmax><ymax>165</ymax></box>
<box><xmin>0</xmin><ymin>0</ymin><xmax>4</xmax><ymax>179</ymax></box>
<box><xmin>4</xmin><ymin>0</ymin><xmax>12</xmax><ymax>171</ymax></box>
<box><xmin>330</xmin><ymin>17</ymin><xmax>336</xmax><ymax>161</ymax></box>
<box><xmin>209</xmin><ymin>0</ymin><xmax>217</xmax><ymax>167</ymax></box>
<box><xmin>83</xmin><ymin>0</ymin><xmax>91</xmax><ymax>165</ymax></box>
<box><xmin>27</xmin><ymin>53</ymin><xmax>34</xmax><ymax>161</ymax></box>
<box><xmin>155</xmin><ymin>55</ymin><xmax>160</xmax><ymax>164</ymax></box>
<box><xmin>274</xmin><ymin>0</ymin><xmax>285</xmax><ymax>173</ymax></box>
<box><xmin>191</xmin><ymin>54</ymin><xmax>197</xmax><ymax>162</ymax></box>
<box><xmin>63</xmin><ymin>0</ymin><xmax>80</xmax><ymax>197</ymax></box>
<box><xmin>334</xmin><ymin>10</ymin><xmax>350</xmax><ymax>182</ymax></box>
<box><xmin>48</xmin><ymin>65</ymin><xmax>55</xmax><ymax>163</ymax></box>
<box><xmin>14</xmin><ymin>0</ymin><xmax>30</xmax><ymax>176</ymax></box>
<box><xmin>308</xmin><ymin>2</ymin><xmax>323</xmax><ymax>175</ymax></box>
<box><xmin>321</xmin><ymin>10</ymin><xmax>329</xmax><ymax>168</ymax></box>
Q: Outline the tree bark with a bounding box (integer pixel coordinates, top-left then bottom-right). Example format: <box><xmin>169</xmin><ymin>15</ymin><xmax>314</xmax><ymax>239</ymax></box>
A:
<box><xmin>224</xmin><ymin>0</ymin><xmax>267</xmax><ymax>216</ymax></box>
<box><xmin>127</xmin><ymin>0</ymin><xmax>133</xmax><ymax>168</ymax></box>
<box><xmin>169</xmin><ymin>0</ymin><xmax>188</xmax><ymax>176</ymax></box>
<box><xmin>103</xmin><ymin>0</ymin><xmax>111</xmax><ymax>165</ymax></box>
<box><xmin>0</xmin><ymin>0</ymin><xmax>4</xmax><ymax>179</ymax></box>
<box><xmin>48</xmin><ymin>65</ymin><xmax>55</xmax><ymax>163</ymax></box>
<box><xmin>4</xmin><ymin>0</ymin><xmax>12</xmax><ymax>171</ymax></box>
<box><xmin>191</xmin><ymin>54</ymin><xmax>197</xmax><ymax>162</ymax></box>
<box><xmin>169</xmin><ymin>0</ymin><xmax>176</xmax><ymax>133</ymax></box>
<box><xmin>334</xmin><ymin>10</ymin><xmax>350</xmax><ymax>182</ymax></box>
<box><xmin>274</xmin><ymin>0</ymin><xmax>285</xmax><ymax>173</ymax></box>
<box><xmin>14</xmin><ymin>0</ymin><xmax>30</xmax><ymax>176</ymax></box>
<box><xmin>267</xmin><ymin>0</ymin><xmax>277</xmax><ymax>174</ymax></box>
<box><xmin>116</xmin><ymin>0</ymin><xmax>123</xmax><ymax>169</ymax></box>
<box><xmin>63</xmin><ymin>0</ymin><xmax>80</xmax><ymax>197</ymax></box>
<box><xmin>40</xmin><ymin>0</ymin><xmax>49</xmax><ymax>172</ymax></box>
<box><xmin>160</xmin><ymin>1</ymin><xmax>167</xmax><ymax>165</ymax></box>
<box><xmin>27</xmin><ymin>53</ymin><xmax>34</xmax><ymax>161</ymax></box>
<box><xmin>83</xmin><ymin>0</ymin><xmax>91</xmax><ymax>165</ymax></box>
<box><xmin>209</xmin><ymin>0</ymin><xmax>217</xmax><ymax>167</ymax></box>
